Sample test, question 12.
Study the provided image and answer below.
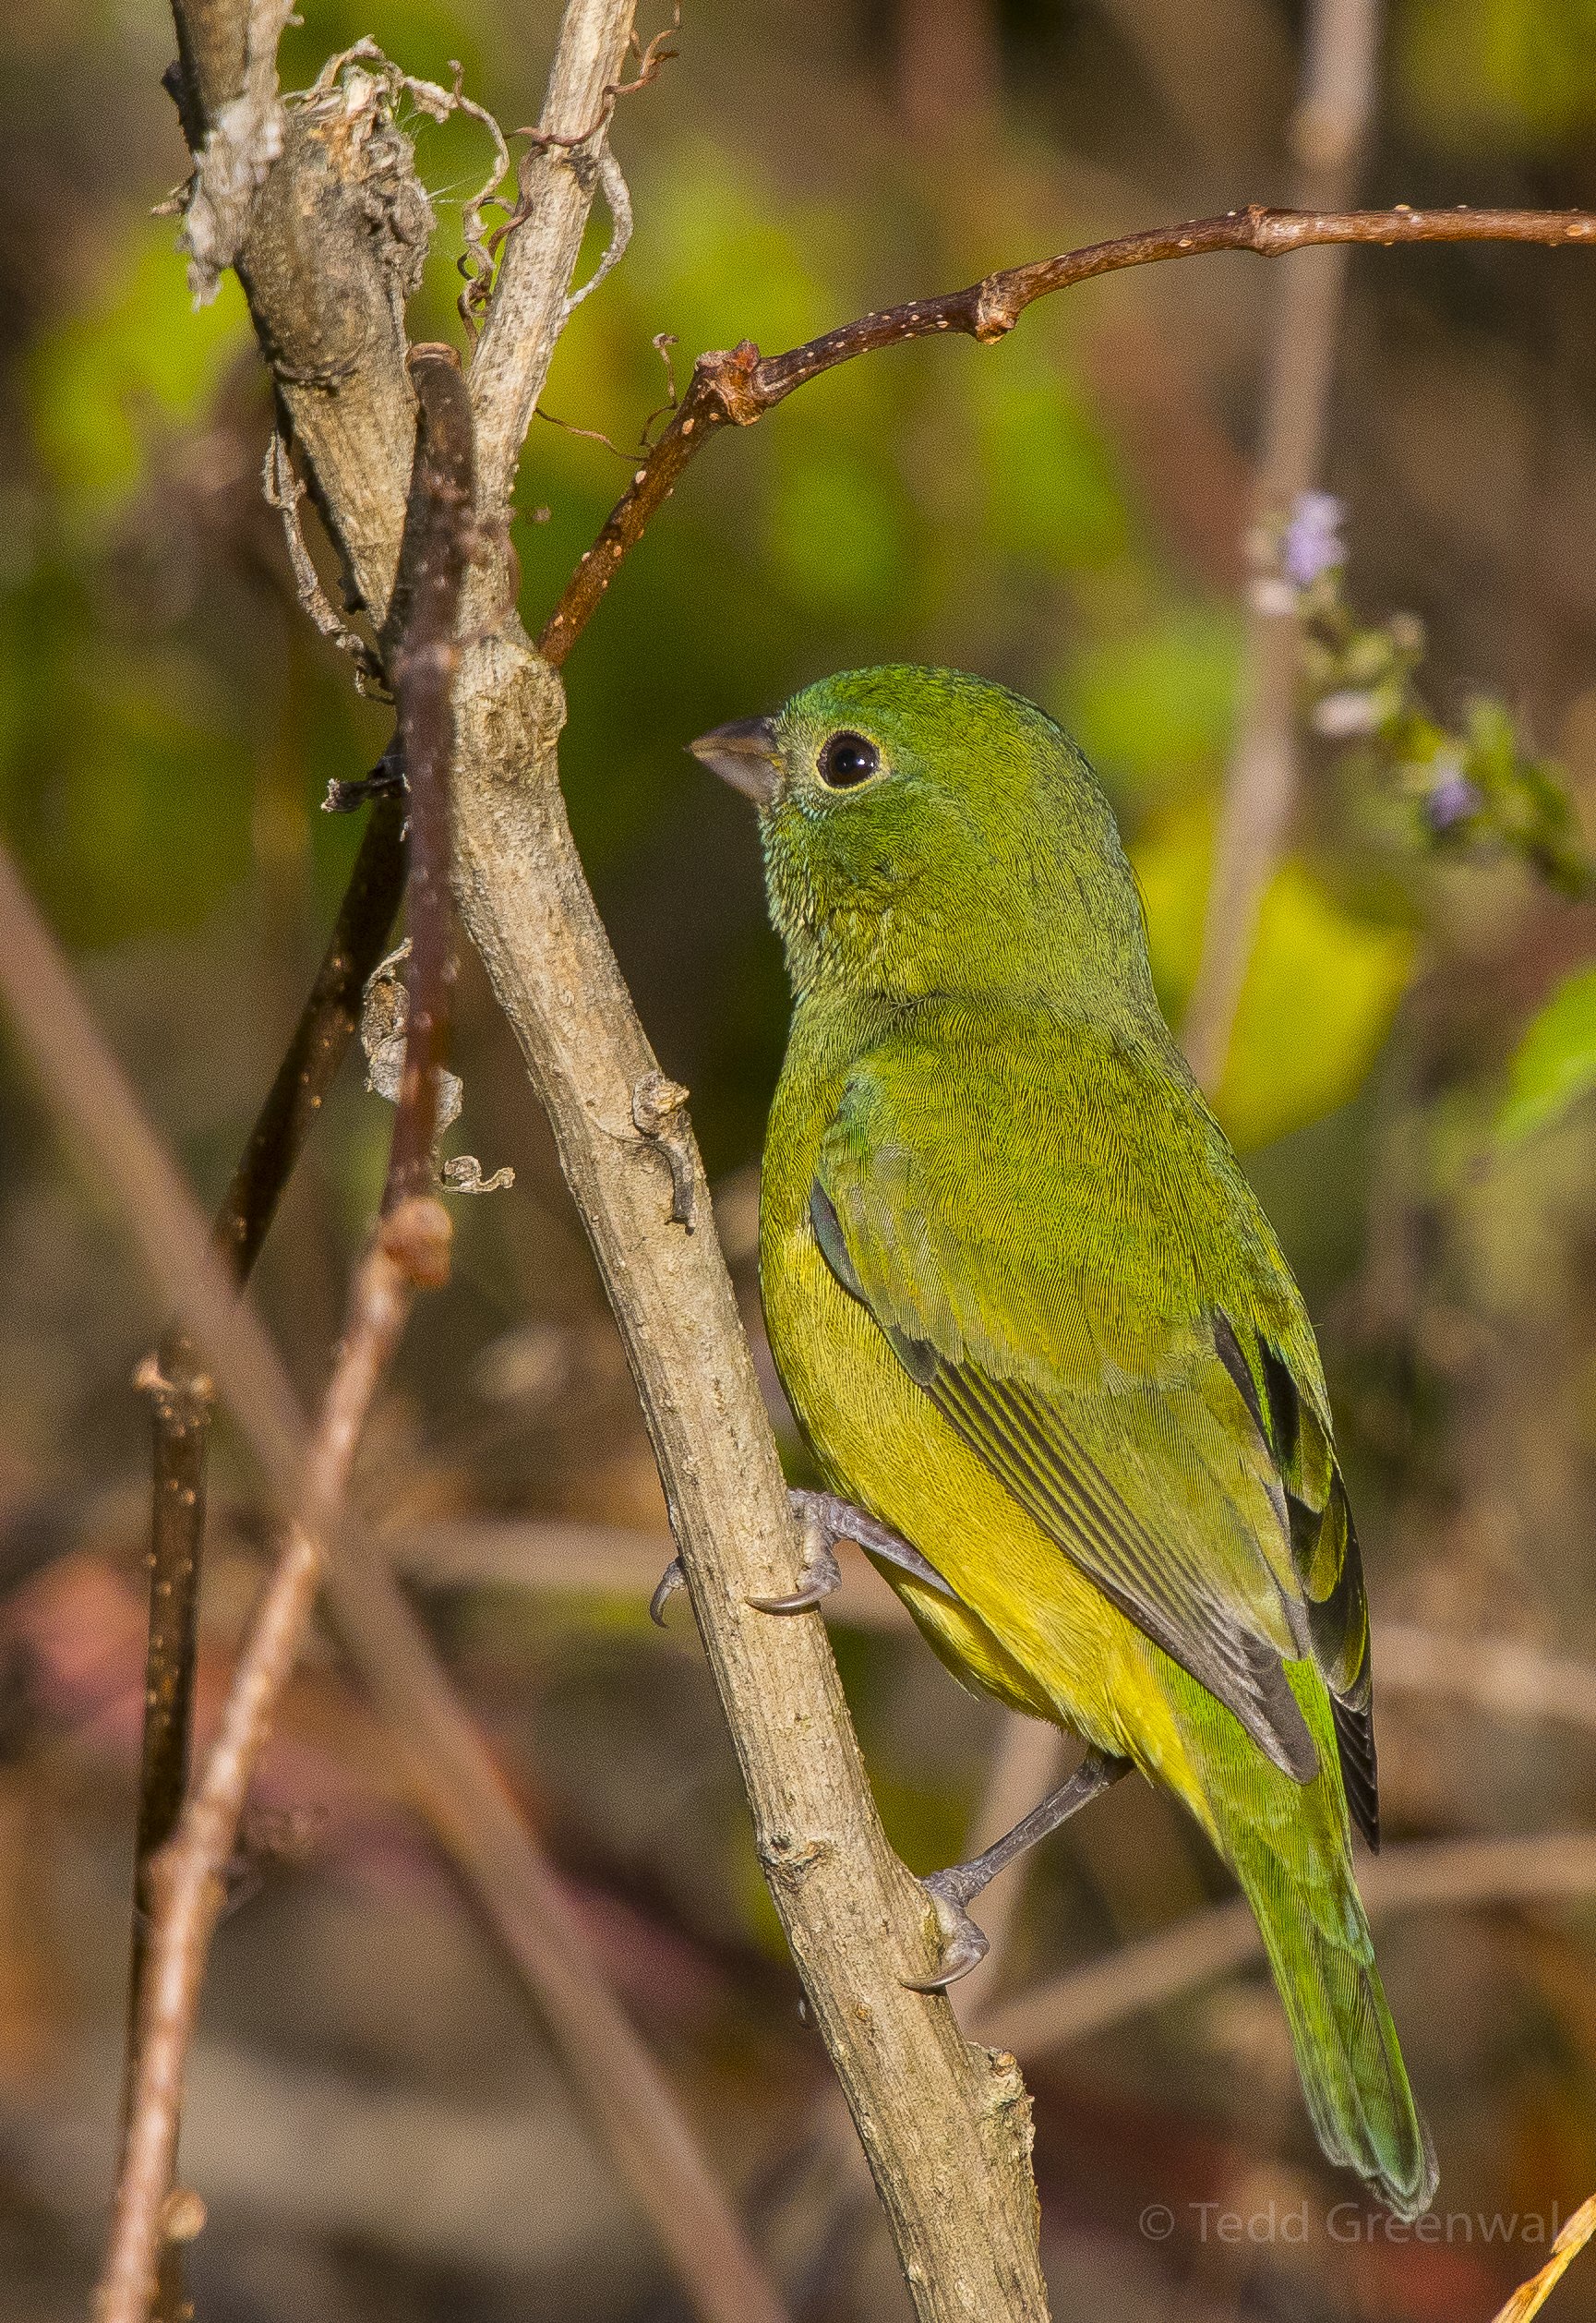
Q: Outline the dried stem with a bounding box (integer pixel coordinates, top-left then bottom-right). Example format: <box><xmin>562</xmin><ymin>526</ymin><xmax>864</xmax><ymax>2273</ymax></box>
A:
<box><xmin>535</xmin><ymin>201</ymin><xmax>1596</xmax><ymax>666</ymax></box>
<box><xmin>121</xmin><ymin>796</ymin><xmax>405</xmax><ymax>2271</ymax></box>
<box><xmin>1182</xmin><ymin>0</ymin><xmax>1384</xmax><ymax>1090</ymax></box>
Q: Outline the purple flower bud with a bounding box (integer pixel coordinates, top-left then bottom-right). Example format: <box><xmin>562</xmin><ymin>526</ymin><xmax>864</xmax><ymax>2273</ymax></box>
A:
<box><xmin>1426</xmin><ymin>765</ymin><xmax>1482</xmax><ymax>831</ymax></box>
<box><xmin>1282</xmin><ymin>491</ymin><xmax>1347</xmax><ymax>587</ymax></box>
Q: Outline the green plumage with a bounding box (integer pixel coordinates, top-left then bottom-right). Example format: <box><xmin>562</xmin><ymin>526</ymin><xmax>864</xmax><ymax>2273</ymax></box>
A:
<box><xmin>724</xmin><ymin>665</ymin><xmax>1434</xmax><ymax>2218</ymax></box>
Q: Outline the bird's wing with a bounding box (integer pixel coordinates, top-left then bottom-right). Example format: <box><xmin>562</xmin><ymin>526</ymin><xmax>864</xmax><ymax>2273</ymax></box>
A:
<box><xmin>812</xmin><ymin>1019</ymin><xmax>1376</xmax><ymax>1831</ymax></box>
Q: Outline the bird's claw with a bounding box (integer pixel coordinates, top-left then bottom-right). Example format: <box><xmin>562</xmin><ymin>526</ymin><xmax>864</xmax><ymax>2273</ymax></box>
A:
<box><xmin>902</xmin><ymin>1872</ymin><xmax>991</xmax><ymax>1993</ymax></box>
<box><xmin>746</xmin><ymin>1526</ymin><xmax>843</xmax><ymax>1614</ymax></box>
<box><xmin>649</xmin><ymin>1556</ymin><xmax>687</xmax><ymax>1628</ymax></box>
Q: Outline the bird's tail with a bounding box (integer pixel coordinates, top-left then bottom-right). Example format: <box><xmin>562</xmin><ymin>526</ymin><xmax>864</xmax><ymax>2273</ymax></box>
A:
<box><xmin>1233</xmin><ymin>1838</ymin><xmax>1436</xmax><ymax>2222</ymax></box>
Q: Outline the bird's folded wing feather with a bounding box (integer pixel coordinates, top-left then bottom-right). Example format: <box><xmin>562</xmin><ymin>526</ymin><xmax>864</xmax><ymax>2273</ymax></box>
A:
<box><xmin>811</xmin><ymin>1020</ymin><xmax>1374</xmax><ymax>1823</ymax></box>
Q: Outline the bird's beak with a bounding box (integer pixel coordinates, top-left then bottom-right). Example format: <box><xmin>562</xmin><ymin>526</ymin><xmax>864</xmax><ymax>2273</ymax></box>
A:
<box><xmin>687</xmin><ymin>715</ymin><xmax>783</xmax><ymax>806</ymax></box>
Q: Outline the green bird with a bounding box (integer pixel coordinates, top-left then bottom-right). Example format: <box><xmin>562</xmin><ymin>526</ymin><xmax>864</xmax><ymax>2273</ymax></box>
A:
<box><xmin>689</xmin><ymin>664</ymin><xmax>1435</xmax><ymax>2221</ymax></box>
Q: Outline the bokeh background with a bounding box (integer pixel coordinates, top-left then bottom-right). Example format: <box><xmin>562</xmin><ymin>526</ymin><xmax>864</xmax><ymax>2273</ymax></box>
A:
<box><xmin>7</xmin><ymin>1</ymin><xmax>1596</xmax><ymax>2317</ymax></box>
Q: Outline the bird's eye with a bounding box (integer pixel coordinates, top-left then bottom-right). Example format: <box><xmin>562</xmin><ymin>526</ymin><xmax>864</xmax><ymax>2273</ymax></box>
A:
<box><xmin>816</xmin><ymin>731</ymin><xmax>881</xmax><ymax>789</ymax></box>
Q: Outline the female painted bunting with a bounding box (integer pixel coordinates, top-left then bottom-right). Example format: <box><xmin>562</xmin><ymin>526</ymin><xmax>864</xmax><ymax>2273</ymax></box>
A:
<box><xmin>689</xmin><ymin>664</ymin><xmax>1435</xmax><ymax>2221</ymax></box>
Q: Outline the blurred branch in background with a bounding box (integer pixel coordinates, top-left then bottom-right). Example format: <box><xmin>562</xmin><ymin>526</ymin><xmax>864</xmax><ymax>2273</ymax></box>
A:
<box><xmin>1181</xmin><ymin>0</ymin><xmax>1382</xmax><ymax>1091</ymax></box>
<box><xmin>385</xmin><ymin>1515</ymin><xmax>1596</xmax><ymax>1740</ymax></box>
<box><xmin>983</xmin><ymin>1827</ymin><xmax>1596</xmax><ymax>2062</ymax></box>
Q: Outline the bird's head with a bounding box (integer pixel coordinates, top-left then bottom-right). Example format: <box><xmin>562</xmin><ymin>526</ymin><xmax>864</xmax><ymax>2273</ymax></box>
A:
<box><xmin>690</xmin><ymin>664</ymin><xmax>1154</xmax><ymax>1017</ymax></box>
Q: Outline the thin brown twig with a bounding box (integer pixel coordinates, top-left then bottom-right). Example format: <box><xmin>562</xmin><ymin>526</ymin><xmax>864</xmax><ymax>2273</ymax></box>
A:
<box><xmin>102</xmin><ymin>1212</ymin><xmax>436</xmax><ymax>2323</ymax></box>
<box><xmin>535</xmin><ymin>202</ymin><xmax>1596</xmax><ymax>667</ymax></box>
<box><xmin>92</xmin><ymin>339</ymin><xmax>479</xmax><ymax>2321</ymax></box>
<box><xmin>119</xmin><ymin>793</ymin><xmax>406</xmax><ymax>2309</ymax></box>
<box><xmin>223</xmin><ymin>797</ymin><xmax>412</xmax><ymax>1278</ymax></box>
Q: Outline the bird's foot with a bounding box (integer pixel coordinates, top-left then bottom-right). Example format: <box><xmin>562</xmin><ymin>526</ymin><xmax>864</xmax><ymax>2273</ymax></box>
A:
<box><xmin>650</xmin><ymin>1515</ymin><xmax>846</xmax><ymax>1626</ymax></box>
<box><xmin>902</xmin><ymin>1867</ymin><xmax>992</xmax><ymax>1993</ymax></box>
<box><xmin>785</xmin><ymin>1489</ymin><xmax>960</xmax><ymax>1603</ymax></box>
<box><xmin>746</xmin><ymin>1521</ymin><xmax>843</xmax><ymax>1614</ymax></box>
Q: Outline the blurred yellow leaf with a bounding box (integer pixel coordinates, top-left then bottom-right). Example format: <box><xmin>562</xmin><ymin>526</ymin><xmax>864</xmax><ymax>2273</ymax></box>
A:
<box><xmin>1131</xmin><ymin>800</ymin><xmax>1413</xmax><ymax>1151</ymax></box>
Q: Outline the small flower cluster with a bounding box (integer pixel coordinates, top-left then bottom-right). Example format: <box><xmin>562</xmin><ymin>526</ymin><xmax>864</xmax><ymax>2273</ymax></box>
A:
<box><xmin>1259</xmin><ymin>495</ymin><xmax>1588</xmax><ymax>897</ymax></box>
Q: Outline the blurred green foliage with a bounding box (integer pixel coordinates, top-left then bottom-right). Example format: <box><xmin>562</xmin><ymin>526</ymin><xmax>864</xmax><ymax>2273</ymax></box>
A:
<box><xmin>1499</xmin><ymin>961</ymin><xmax>1596</xmax><ymax>1140</ymax></box>
<box><xmin>30</xmin><ymin>235</ymin><xmax>252</xmax><ymax>501</ymax></box>
<box><xmin>1403</xmin><ymin>0</ymin><xmax>1596</xmax><ymax>141</ymax></box>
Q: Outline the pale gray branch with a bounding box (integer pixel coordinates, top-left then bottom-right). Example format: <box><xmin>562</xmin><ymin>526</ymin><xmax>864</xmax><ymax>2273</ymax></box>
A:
<box><xmin>468</xmin><ymin>0</ymin><xmax>639</xmax><ymax>509</ymax></box>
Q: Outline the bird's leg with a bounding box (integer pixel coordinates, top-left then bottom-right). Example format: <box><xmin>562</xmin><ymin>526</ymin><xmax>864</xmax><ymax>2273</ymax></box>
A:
<box><xmin>904</xmin><ymin>1748</ymin><xmax>1133</xmax><ymax>1993</ymax></box>
<box><xmin>746</xmin><ymin>1518</ymin><xmax>844</xmax><ymax>1614</ymax></box>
